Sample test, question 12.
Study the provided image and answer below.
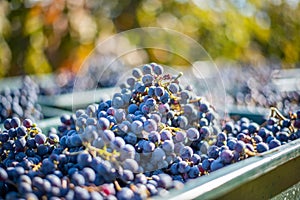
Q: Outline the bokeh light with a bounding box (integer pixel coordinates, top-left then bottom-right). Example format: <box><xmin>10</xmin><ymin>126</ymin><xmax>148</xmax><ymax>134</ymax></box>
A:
<box><xmin>0</xmin><ymin>0</ymin><xmax>299</xmax><ymax>78</ymax></box>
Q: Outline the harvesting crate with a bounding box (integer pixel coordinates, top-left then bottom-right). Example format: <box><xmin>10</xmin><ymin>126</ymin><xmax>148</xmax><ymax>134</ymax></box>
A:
<box><xmin>155</xmin><ymin>138</ymin><xmax>300</xmax><ymax>200</ymax></box>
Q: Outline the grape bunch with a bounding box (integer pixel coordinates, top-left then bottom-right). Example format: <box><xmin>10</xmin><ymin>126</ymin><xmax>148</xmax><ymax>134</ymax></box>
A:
<box><xmin>222</xmin><ymin>65</ymin><xmax>300</xmax><ymax>115</ymax></box>
<box><xmin>40</xmin><ymin>55</ymin><xmax>125</xmax><ymax>95</ymax></box>
<box><xmin>0</xmin><ymin>76</ymin><xmax>43</xmax><ymax>123</ymax></box>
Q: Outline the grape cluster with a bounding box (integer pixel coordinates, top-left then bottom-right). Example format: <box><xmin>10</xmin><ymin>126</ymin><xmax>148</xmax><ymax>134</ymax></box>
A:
<box><xmin>0</xmin><ymin>64</ymin><xmax>300</xmax><ymax>199</ymax></box>
<box><xmin>0</xmin><ymin>76</ymin><xmax>43</xmax><ymax>123</ymax></box>
<box><xmin>40</xmin><ymin>55</ymin><xmax>125</xmax><ymax>95</ymax></box>
<box><xmin>222</xmin><ymin>66</ymin><xmax>300</xmax><ymax>115</ymax></box>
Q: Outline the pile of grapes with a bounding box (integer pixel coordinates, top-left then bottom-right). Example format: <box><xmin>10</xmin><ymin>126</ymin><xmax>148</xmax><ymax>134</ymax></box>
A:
<box><xmin>40</xmin><ymin>55</ymin><xmax>125</xmax><ymax>96</ymax></box>
<box><xmin>0</xmin><ymin>76</ymin><xmax>43</xmax><ymax>123</ymax></box>
<box><xmin>221</xmin><ymin>65</ymin><xmax>300</xmax><ymax>115</ymax></box>
<box><xmin>0</xmin><ymin>63</ymin><xmax>300</xmax><ymax>200</ymax></box>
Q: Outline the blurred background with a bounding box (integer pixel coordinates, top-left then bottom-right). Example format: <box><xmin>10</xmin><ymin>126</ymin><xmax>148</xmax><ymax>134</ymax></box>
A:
<box><xmin>0</xmin><ymin>0</ymin><xmax>299</xmax><ymax>78</ymax></box>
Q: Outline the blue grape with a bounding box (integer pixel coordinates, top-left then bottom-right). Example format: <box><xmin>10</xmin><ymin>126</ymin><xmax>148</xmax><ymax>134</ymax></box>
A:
<box><xmin>11</xmin><ymin>117</ymin><xmax>21</xmax><ymax>128</ymax></box>
<box><xmin>220</xmin><ymin>149</ymin><xmax>234</xmax><ymax>164</ymax></box>
<box><xmin>144</xmin><ymin>119</ymin><xmax>157</xmax><ymax>133</ymax></box>
<box><xmin>148</xmin><ymin>131</ymin><xmax>161</xmax><ymax>143</ymax></box>
<box><xmin>132</xmin><ymin>68</ymin><xmax>143</xmax><ymax>79</ymax></box>
<box><xmin>127</xmin><ymin>104</ymin><xmax>139</xmax><ymax>114</ymax></box>
<box><xmin>142</xmin><ymin>64</ymin><xmax>153</xmax><ymax>75</ymax></box>
<box><xmin>77</xmin><ymin>152</ymin><xmax>92</xmax><ymax>167</ymax></box>
<box><xmin>256</xmin><ymin>142</ymin><xmax>269</xmax><ymax>153</ymax></box>
<box><xmin>152</xmin><ymin>63</ymin><xmax>164</xmax><ymax>75</ymax></box>
<box><xmin>269</xmin><ymin>139</ymin><xmax>281</xmax><ymax>149</ymax></box>
<box><xmin>190</xmin><ymin>154</ymin><xmax>201</xmax><ymax>165</ymax></box>
<box><xmin>130</xmin><ymin>120</ymin><xmax>143</xmax><ymax>134</ymax></box>
<box><xmin>162</xmin><ymin>140</ymin><xmax>174</xmax><ymax>153</ymax></box>
<box><xmin>207</xmin><ymin>145</ymin><xmax>220</xmax><ymax>159</ymax></box>
<box><xmin>142</xmin><ymin>74</ymin><xmax>154</xmax><ymax>86</ymax></box>
<box><xmin>188</xmin><ymin>166</ymin><xmax>200</xmax><ymax>178</ymax></box>
<box><xmin>111</xmin><ymin>137</ymin><xmax>125</xmax><ymax>150</ymax></box>
<box><xmin>0</xmin><ymin>167</ymin><xmax>8</xmax><ymax>181</ymax></box>
<box><xmin>35</xmin><ymin>133</ymin><xmax>47</xmax><ymax>145</ymax></box>
<box><xmin>177</xmin><ymin>161</ymin><xmax>190</xmax><ymax>174</ymax></box>
<box><xmin>180</xmin><ymin>146</ymin><xmax>193</xmax><ymax>160</ymax></box>
<box><xmin>124</xmin><ymin>132</ymin><xmax>137</xmax><ymax>145</ymax></box>
<box><xmin>100</xmin><ymin>130</ymin><xmax>115</xmax><ymax>144</ymax></box>
<box><xmin>117</xmin><ymin>188</ymin><xmax>134</xmax><ymax>200</ymax></box>
<box><xmin>123</xmin><ymin>159</ymin><xmax>139</xmax><ymax>173</ymax></box>
<box><xmin>175</xmin><ymin>131</ymin><xmax>186</xmax><ymax>142</ymax></box>
<box><xmin>210</xmin><ymin>158</ymin><xmax>224</xmax><ymax>171</ymax></box>
<box><xmin>234</xmin><ymin>140</ymin><xmax>246</xmax><ymax>154</ymax></box>
<box><xmin>157</xmin><ymin>173</ymin><xmax>173</xmax><ymax>189</ymax></box>
<box><xmin>143</xmin><ymin>141</ymin><xmax>155</xmax><ymax>153</ymax></box>
<box><xmin>154</xmin><ymin>86</ymin><xmax>165</xmax><ymax>97</ymax></box>
<box><xmin>187</xmin><ymin>128</ymin><xmax>200</xmax><ymax>141</ymax></box>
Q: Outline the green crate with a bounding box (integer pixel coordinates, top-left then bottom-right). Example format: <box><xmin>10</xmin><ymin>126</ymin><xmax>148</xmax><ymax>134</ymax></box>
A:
<box><xmin>37</xmin><ymin>87</ymin><xmax>115</xmax><ymax>111</ymax></box>
<box><xmin>227</xmin><ymin>105</ymin><xmax>269</xmax><ymax>124</ymax></box>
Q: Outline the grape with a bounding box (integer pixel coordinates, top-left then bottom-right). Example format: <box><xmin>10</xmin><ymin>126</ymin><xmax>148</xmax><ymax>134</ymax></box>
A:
<box><xmin>148</xmin><ymin>131</ymin><xmax>161</xmax><ymax>143</ymax></box>
<box><xmin>220</xmin><ymin>149</ymin><xmax>234</xmax><ymax>164</ymax></box>
<box><xmin>1</xmin><ymin>64</ymin><xmax>299</xmax><ymax>200</ymax></box>
<box><xmin>10</xmin><ymin>117</ymin><xmax>21</xmax><ymax>128</ymax></box>
<box><xmin>162</xmin><ymin>140</ymin><xmax>174</xmax><ymax>153</ymax></box>
<box><xmin>190</xmin><ymin>154</ymin><xmax>201</xmax><ymax>165</ymax></box>
<box><xmin>117</xmin><ymin>188</ymin><xmax>134</xmax><ymax>200</ymax></box>
<box><xmin>154</xmin><ymin>86</ymin><xmax>165</xmax><ymax>97</ymax></box>
<box><xmin>160</xmin><ymin>92</ymin><xmax>170</xmax><ymax>104</ymax></box>
<box><xmin>152</xmin><ymin>63</ymin><xmax>164</xmax><ymax>75</ymax></box>
<box><xmin>111</xmin><ymin>137</ymin><xmax>125</xmax><ymax>150</ymax></box>
<box><xmin>177</xmin><ymin>116</ymin><xmax>188</xmax><ymax>129</ymax></box>
<box><xmin>130</xmin><ymin>120</ymin><xmax>143</xmax><ymax>134</ymax></box>
<box><xmin>112</xmin><ymin>96</ymin><xmax>124</xmax><ymax>108</ymax></box>
<box><xmin>276</xmin><ymin>131</ymin><xmax>289</xmax><ymax>142</ymax></box>
<box><xmin>188</xmin><ymin>166</ymin><xmax>200</xmax><ymax>178</ymax></box>
<box><xmin>69</xmin><ymin>135</ymin><xmax>82</xmax><ymax>147</ymax></box>
<box><xmin>234</xmin><ymin>140</ymin><xmax>246</xmax><ymax>154</ymax></box>
<box><xmin>132</xmin><ymin>68</ymin><xmax>143</xmax><ymax>79</ymax></box>
<box><xmin>128</xmin><ymin>104</ymin><xmax>139</xmax><ymax>114</ymax></box>
<box><xmin>142</xmin><ymin>74</ymin><xmax>154</xmax><ymax>86</ymax></box>
<box><xmin>124</xmin><ymin>132</ymin><xmax>137</xmax><ymax>145</ymax></box>
<box><xmin>152</xmin><ymin>148</ymin><xmax>166</xmax><ymax>162</ymax></box>
<box><xmin>186</xmin><ymin>128</ymin><xmax>200</xmax><ymax>141</ymax></box>
<box><xmin>269</xmin><ymin>139</ymin><xmax>281</xmax><ymax>149</ymax></box>
<box><xmin>123</xmin><ymin>159</ymin><xmax>139</xmax><ymax>173</ymax></box>
<box><xmin>35</xmin><ymin>133</ymin><xmax>47</xmax><ymax>145</ymax></box>
<box><xmin>168</xmin><ymin>83</ymin><xmax>179</xmax><ymax>94</ymax></box>
<box><xmin>227</xmin><ymin>139</ymin><xmax>237</xmax><ymax>150</ymax></box>
<box><xmin>143</xmin><ymin>119</ymin><xmax>157</xmax><ymax>133</ymax></box>
<box><xmin>180</xmin><ymin>90</ymin><xmax>190</xmax><ymax>101</ymax></box>
<box><xmin>74</xmin><ymin>186</ymin><xmax>90</xmax><ymax>199</ymax></box>
<box><xmin>97</xmin><ymin>117</ymin><xmax>110</xmax><ymax>130</ymax></box>
<box><xmin>143</xmin><ymin>141</ymin><xmax>155</xmax><ymax>153</ymax></box>
<box><xmin>77</xmin><ymin>152</ymin><xmax>92</xmax><ymax>167</ymax></box>
<box><xmin>99</xmin><ymin>130</ymin><xmax>115</xmax><ymax>144</ymax></box>
<box><xmin>210</xmin><ymin>158</ymin><xmax>224</xmax><ymax>171</ymax></box>
<box><xmin>178</xmin><ymin>161</ymin><xmax>190</xmax><ymax>174</ymax></box>
<box><xmin>180</xmin><ymin>146</ymin><xmax>193</xmax><ymax>160</ymax></box>
<box><xmin>0</xmin><ymin>167</ymin><xmax>8</xmax><ymax>181</ymax></box>
<box><xmin>142</xmin><ymin>64</ymin><xmax>153</xmax><ymax>75</ymax></box>
<box><xmin>199</xmin><ymin>126</ymin><xmax>211</xmax><ymax>140</ymax></box>
<box><xmin>90</xmin><ymin>191</ymin><xmax>104</xmax><ymax>200</ymax></box>
<box><xmin>207</xmin><ymin>145</ymin><xmax>220</xmax><ymax>159</ymax></box>
<box><xmin>3</xmin><ymin>118</ymin><xmax>12</xmax><ymax>130</ymax></box>
<box><xmin>256</xmin><ymin>142</ymin><xmax>269</xmax><ymax>153</ymax></box>
<box><xmin>175</xmin><ymin>131</ymin><xmax>186</xmax><ymax>142</ymax></box>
